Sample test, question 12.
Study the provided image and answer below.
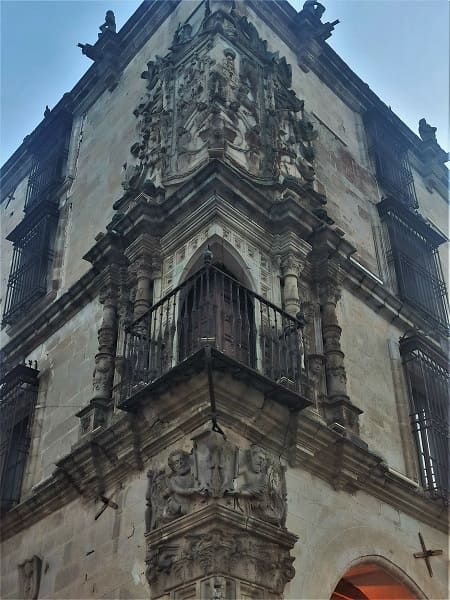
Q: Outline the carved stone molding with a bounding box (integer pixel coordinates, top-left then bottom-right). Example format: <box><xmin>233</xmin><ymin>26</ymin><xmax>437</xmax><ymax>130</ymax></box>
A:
<box><xmin>145</xmin><ymin>431</ymin><xmax>294</xmax><ymax>598</ymax></box>
<box><xmin>145</xmin><ymin>504</ymin><xmax>297</xmax><ymax>599</ymax></box>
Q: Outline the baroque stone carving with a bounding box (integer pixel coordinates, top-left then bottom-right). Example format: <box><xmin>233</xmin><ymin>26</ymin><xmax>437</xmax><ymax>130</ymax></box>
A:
<box><xmin>418</xmin><ymin>118</ymin><xmax>437</xmax><ymax>145</ymax></box>
<box><xmin>18</xmin><ymin>556</ymin><xmax>42</xmax><ymax>600</ymax></box>
<box><xmin>145</xmin><ymin>505</ymin><xmax>297</xmax><ymax>598</ymax></box>
<box><xmin>145</xmin><ymin>432</ymin><xmax>287</xmax><ymax>532</ymax></box>
<box><xmin>99</xmin><ymin>10</ymin><xmax>116</xmax><ymax>35</ymax></box>
<box><xmin>122</xmin><ymin>3</ymin><xmax>319</xmax><ymax>194</ymax></box>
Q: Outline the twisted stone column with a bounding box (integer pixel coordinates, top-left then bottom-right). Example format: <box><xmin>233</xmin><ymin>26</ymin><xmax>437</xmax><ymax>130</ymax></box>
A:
<box><xmin>280</xmin><ymin>254</ymin><xmax>304</xmax><ymax>317</ymax></box>
<box><xmin>92</xmin><ymin>284</ymin><xmax>119</xmax><ymax>403</ymax></box>
<box><xmin>316</xmin><ymin>259</ymin><xmax>362</xmax><ymax>436</ymax></box>
<box><xmin>133</xmin><ymin>255</ymin><xmax>153</xmax><ymax>321</ymax></box>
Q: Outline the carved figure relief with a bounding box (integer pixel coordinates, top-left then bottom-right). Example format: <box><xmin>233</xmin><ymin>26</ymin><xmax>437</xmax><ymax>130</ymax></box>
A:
<box><xmin>145</xmin><ymin>433</ymin><xmax>287</xmax><ymax>532</ymax></box>
<box><xmin>123</xmin><ymin>3</ymin><xmax>319</xmax><ymax>193</ymax></box>
<box><xmin>18</xmin><ymin>556</ymin><xmax>42</xmax><ymax>600</ymax></box>
<box><xmin>233</xmin><ymin>445</ymin><xmax>287</xmax><ymax>526</ymax></box>
<box><xmin>144</xmin><ymin>434</ymin><xmax>296</xmax><ymax>598</ymax></box>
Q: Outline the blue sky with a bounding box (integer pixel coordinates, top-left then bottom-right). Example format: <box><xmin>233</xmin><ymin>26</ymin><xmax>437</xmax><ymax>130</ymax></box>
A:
<box><xmin>1</xmin><ymin>0</ymin><xmax>449</xmax><ymax>165</ymax></box>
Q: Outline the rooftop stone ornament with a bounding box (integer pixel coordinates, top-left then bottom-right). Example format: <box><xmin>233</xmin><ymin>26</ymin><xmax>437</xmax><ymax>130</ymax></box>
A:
<box><xmin>419</xmin><ymin>118</ymin><xmax>438</xmax><ymax>145</ymax></box>
<box><xmin>99</xmin><ymin>10</ymin><xmax>116</xmax><ymax>35</ymax></box>
<box><xmin>302</xmin><ymin>0</ymin><xmax>326</xmax><ymax>20</ymax></box>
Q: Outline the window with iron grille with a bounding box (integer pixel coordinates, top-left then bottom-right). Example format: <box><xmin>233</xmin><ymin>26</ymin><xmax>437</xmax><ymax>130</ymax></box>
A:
<box><xmin>3</xmin><ymin>205</ymin><xmax>58</xmax><ymax>326</ymax></box>
<box><xmin>379</xmin><ymin>199</ymin><xmax>449</xmax><ymax>333</ymax></box>
<box><xmin>2</xmin><ymin>110</ymin><xmax>72</xmax><ymax>326</ymax></box>
<box><xmin>0</xmin><ymin>364</ymin><xmax>39</xmax><ymax>513</ymax></box>
<box><xmin>25</xmin><ymin>145</ymin><xmax>67</xmax><ymax>212</ymax></box>
<box><xmin>365</xmin><ymin>111</ymin><xmax>418</xmax><ymax>209</ymax></box>
<box><xmin>400</xmin><ymin>335</ymin><xmax>449</xmax><ymax>501</ymax></box>
<box><xmin>24</xmin><ymin>110</ymin><xmax>72</xmax><ymax>213</ymax></box>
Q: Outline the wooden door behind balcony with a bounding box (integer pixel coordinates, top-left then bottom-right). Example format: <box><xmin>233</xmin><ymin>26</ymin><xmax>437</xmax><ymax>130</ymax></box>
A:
<box><xmin>178</xmin><ymin>266</ymin><xmax>255</xmax><ymax>368</ymax></box>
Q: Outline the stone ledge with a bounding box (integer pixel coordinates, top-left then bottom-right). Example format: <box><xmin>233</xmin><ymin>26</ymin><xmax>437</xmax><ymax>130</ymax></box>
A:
<box><xmin>1</xmin><ymin>369</ymin><xmax>446</xmax><ymax>541</ymax></box>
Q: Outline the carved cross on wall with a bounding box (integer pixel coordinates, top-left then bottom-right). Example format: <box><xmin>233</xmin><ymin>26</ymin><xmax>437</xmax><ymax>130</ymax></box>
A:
<box><xmin>413</xmin><ymin>532</ymin><xmax>443</xmax><ymax>577</ymax></box>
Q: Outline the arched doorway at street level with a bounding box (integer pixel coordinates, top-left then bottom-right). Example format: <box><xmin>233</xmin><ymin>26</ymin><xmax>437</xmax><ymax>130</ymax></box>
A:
<box><xmin>331</xmin><ymin>562</ymin><xmax>422</xmax><ymax>600</ymax></box>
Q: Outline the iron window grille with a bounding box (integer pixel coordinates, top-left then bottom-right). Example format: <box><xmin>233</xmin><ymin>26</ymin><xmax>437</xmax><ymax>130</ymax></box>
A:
<box><xmin>3</xmin><ymin>205</ymin><xmax>58</xmax><ymax>326</ymax></box>
<box><xmin>400</xmin><ymin>336</ymin><xmax>449</xmax><ymax>501</ymax></box>
<box><xmin>24</xmin><ymin>111</ymin><xmax>72</xmax><ymax>213</ymax></box>
<box><xmin>0</xmin><ymin>364</ymin><xmax>39</xmax><ymax>513</ymax></box>
<box><xmin>121</xmin><ymin>263</ymin><xmax>308</xmax><ymax>403</ymax></box>
<box><xmin>2</xmin><ymin>110</ymin><xmax>72</xmax><ymax>326</ymax></box>
<box><xmin>25</xmin><ymin>147</ymin><xmax>66</xmax><ymax>212</ymax></box>
<box><xmin>365</xmin><ymin>112</ymin><xmax>418</xmax><ymax>209</ymax></box>
<box><xmin>378</xmin><ymin>200</ymin><xmax>449</xmax><ymax>333</ymax></box>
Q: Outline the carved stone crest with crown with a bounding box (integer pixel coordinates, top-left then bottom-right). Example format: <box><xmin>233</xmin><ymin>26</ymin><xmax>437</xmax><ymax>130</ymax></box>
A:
<box><xmin>121</xmin><ymin>1</ymin><xmax>318</xmax><ymax>198</ymax></box>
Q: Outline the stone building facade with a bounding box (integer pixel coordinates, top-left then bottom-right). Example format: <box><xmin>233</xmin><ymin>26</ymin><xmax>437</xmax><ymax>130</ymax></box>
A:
<box><xmin>0</xmin><ymin>1</ymin><xmax>448</xmax><ymax>599</ymax></box>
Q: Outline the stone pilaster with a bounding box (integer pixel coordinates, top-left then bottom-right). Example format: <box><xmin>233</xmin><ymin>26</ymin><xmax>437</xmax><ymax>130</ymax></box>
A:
<box><xmin>280</xmin><ymin>254</ymin><xmax>304</xmax><ymax>317</ymax></box>
<box><xmin>92</xmin><ymin>283</ymin><xmax>119</xmax><ymax>401</ymax></box>
<box><xmin>78</xmin><ymin>233</ymin><xmax>127</xmax><ymax>436</ymax></box>
<box><xmin>132</xmin><ymin>255</ymin><xmax>154</xmax><ymax>321</ymax></box>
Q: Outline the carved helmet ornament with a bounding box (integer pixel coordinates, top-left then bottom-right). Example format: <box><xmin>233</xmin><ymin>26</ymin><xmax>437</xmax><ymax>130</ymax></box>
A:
<box><xmin>122</xmin><ymin>2</ymin><xmax>318</xmax><ymax>194</ymax></box>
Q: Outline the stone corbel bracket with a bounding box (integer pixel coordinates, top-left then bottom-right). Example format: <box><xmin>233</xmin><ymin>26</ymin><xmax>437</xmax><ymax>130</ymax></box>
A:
<box><xmin>145</xmin><ymin>503</ymin><xmax>298</xmax><ymax>600</ymax></box>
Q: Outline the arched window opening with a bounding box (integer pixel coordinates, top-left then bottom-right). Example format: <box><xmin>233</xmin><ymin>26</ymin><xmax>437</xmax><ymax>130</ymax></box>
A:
<box><xmin>331</xmin><ymin>563</ymin><xmax>419</xmax><ymax>600</ymax></box>
<box><xmin>178</xmin><ymin>263</ymin><xmax>256</xmax><ymax>367</ymax></box>
<box><xmin>121</xmin><ymin>253</ymin><xmax>307</xmax><ymax>403</ymax></box>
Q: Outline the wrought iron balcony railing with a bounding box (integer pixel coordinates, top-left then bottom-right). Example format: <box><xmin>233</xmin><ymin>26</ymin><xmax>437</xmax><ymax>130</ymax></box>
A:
<box><xmin>121</xmin><ymin>264</ymin><xmax>308</xmax><ymax>403</ymax></box>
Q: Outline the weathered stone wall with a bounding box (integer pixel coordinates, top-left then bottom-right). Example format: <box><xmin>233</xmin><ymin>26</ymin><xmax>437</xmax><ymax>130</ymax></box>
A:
<box><xmin>284</xmin><ymin>469</ymin><xmax>447</xmax><ymax>600</ymax></box>
<box><xmin>1</xmin><ymin>457</ymin><xmax>447</xmax><ymax>599</ymax></box>
<box><xmin>245</xmin><ymin>7</ymin><xmax>382</xmax><ymax>276</ymax></box>
<box><xmin>338</xmin><ymin>289</ymin><xmax>410</xmax><ymax>473</ymax></box>
<box><xmin>60</xmin><ymin>1</ymin><xmax>200</xmax><ymax>293</ymax></box>
<box><xmin>22</xmin><ymin>300</ymin><xmax>102</xmax><ymax>490</ymax></box>
<box><xmin>411</xmin><ymin>168</ymin><xmax>449</xmax><ymax>288</ymax></box>
<box><xmin>0</xmin><ymin>4</ymin><xmax>448</xmax><ymax>599</ymax></box>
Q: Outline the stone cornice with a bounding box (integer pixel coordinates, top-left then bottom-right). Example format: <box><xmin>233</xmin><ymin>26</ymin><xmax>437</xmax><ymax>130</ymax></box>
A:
<box><xmin>0</xmin><ymin>365</ymin><xmax>446</xmax><ymax>541</ymax></box>
<box><xmin>146</xmin><ymin>503</ymin><xmax>298</xmax><ymax>549</ymax></box>
<box><xmin>110</xmin><ymin>160</ymin><xmax>325</xmax><ymax>246</ymax></box>
<box><xmin>341</xmin><ymin>255</ymin><xmax>448</xmax><ymax>342</ymax></box>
